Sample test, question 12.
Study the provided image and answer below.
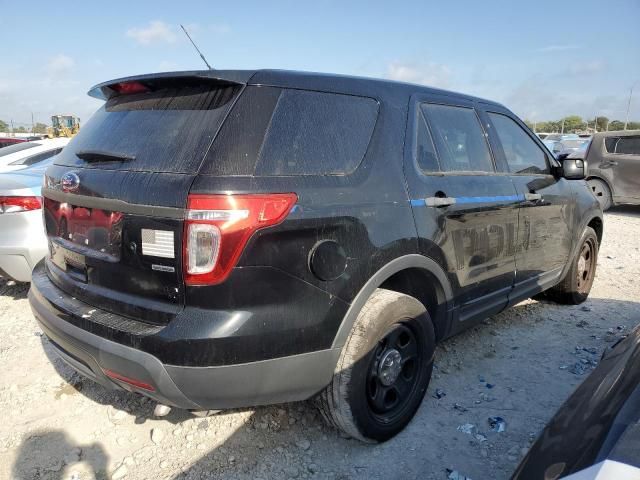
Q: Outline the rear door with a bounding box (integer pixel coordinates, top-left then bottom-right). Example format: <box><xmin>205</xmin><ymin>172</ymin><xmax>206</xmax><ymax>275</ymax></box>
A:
<box><xmin>602</xmin><ymin>134</ymin><xmax>640</xmax><ymax>202</ymax></box>
<box><xmin>481</xmin><ymin>107</ymin><xmax>575</xmax><ymax>298</ymax></box>
<box><xmin>405</xmin><ymin>94</ymin><xmax>520</xmax><ymax>326</ymax></box>
<box><xmin>42</xmin><ymin>77</ymin><xmax>242</xmax><ymax>324</ymax></box>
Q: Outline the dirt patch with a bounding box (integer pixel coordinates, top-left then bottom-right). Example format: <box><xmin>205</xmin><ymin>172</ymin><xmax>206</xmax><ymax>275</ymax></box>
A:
<box><xmin>1</xmin><ymin>206</ymin><xmax>639</xmax><ymax>480</ymax></box>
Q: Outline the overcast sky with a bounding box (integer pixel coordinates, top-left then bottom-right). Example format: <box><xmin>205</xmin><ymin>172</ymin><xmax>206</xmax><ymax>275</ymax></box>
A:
<box><xmin>1</xmin><ymin>0</ymin><xmax>639</xmax><ymax>128</ymax></box>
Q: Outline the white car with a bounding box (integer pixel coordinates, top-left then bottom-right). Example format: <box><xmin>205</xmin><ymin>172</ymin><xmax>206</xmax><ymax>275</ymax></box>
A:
<box><xmin>0</xmin><ymin>159</ymin><xmax>51</xmax><ymax>282</ymax></box>
<box><xmin>0</xmin><ymin>137</ymin><xmax>69</xmax><ymax>173</ymax></box>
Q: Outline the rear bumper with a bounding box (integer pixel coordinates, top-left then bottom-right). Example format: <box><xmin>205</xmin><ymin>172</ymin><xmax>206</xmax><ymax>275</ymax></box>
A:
<box><xmin>29</xmin><ymin>264</ymin><xmax>340</xmax><ymax>410</ymax></box>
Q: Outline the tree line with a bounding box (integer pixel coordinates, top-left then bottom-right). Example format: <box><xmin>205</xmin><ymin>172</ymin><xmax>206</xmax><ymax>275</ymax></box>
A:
<box><xmin>524</xmin><ymin>115</ymin><xmax>640</xmax><ymax>133</ymax></box>
<box><xmin>0</xmin><ymin>119</ymin><xmax>48</xmax><ymax>134</ymax></box>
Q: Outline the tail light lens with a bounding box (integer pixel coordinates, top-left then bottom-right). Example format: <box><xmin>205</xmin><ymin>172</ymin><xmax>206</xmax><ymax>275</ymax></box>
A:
<box><xmin>0</xmin><ymin>196</ymin><xmax>42</xmax><ymax>214</ymax></box>
<box><xmin>184</xmin><ymin>193</ymin><xmax>297</xmax><ymax>285</ymax></box>
<box><xmin>110</xmin><ymin>81</ymin><xmax>149</xmax><ymax>95</ymax></box>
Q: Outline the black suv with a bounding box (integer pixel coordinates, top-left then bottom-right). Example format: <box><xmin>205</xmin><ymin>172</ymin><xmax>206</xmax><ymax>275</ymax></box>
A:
<box><xmin>29</xmin><ymin>70</ymin><xmax>603</xmax><ymax>442</ymax></box>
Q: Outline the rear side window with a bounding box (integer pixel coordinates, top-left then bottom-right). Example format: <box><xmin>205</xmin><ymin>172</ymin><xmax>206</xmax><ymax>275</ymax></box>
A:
<box><xmin>0</xmin><ymin>142</ymin><xmax>39</xmax><ymax>157</ymax></box>
<box><xmin>606</xmin><ymin>136</ymin><xmax>640</xmax><ymax>155</ymax></box>
<box><xmin>488</xmin><ymin>112</ymin><xmax>549</xmax><ymax>174</ymax></box>
<box><xmin>604</xmin><ymin>137</ymin><xmax>618</xmax><ymax>153</ymax></box>
<box><xmin>202</xmin><ymin>87</ymin><xmax>379</xmax><ymax>176</ymax></box>
<box><xmin>415</xmin><ymin>109</ymin><xmax>440</xmax><ymax>173</ymax></box>
<box><xmin>54</xmin><ymin>81</ymin><xmax>241</xmax><ymax>173</ymax></box>
<box><xmin>11</xmin><ymin>148</ymin><xmax>62</xmax><ymax>166</ymax></box>
<box><xmin>421</xmin><ymin>104</ymin><xmax>494</xmax><ymax>172</ymax></box>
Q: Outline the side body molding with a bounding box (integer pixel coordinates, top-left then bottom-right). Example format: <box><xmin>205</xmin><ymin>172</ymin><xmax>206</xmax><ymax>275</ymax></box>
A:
<box><xmin>331</xmin><ymin>254</ymin><xmax>454</xmax><ymax>349</ymax></box>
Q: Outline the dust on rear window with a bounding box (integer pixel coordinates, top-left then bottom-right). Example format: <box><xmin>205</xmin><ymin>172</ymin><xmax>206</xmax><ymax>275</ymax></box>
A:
<box><xmin>53</xmin><ymin>83</ymin><xmax>241</xmax><ymax>174</ymax></box>
<box><xmin>202</xmin><ymin>86</ymin><xmax>379</xmax><ymax>176</ymax></box>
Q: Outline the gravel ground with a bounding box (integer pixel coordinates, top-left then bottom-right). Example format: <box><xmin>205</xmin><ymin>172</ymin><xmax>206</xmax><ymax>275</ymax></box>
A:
<box><xmin>2</xmin><ymin>206</ymin><xmax>639</xmax><ymax>480</ymax></box>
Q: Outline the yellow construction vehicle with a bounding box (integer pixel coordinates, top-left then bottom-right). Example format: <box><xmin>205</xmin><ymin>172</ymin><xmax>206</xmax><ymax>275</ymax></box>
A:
<box><xmin>47</xmin><ymin>115</ymin><xmax>80</xmax><ymax>138</ymax></box>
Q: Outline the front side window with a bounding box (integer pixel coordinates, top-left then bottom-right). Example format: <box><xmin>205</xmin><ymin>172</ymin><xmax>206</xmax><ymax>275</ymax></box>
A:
<box><xmin>488</xmin><ymin>113</ymin><xmax>549</xmax><ymax>174</ymax></box>
<box><xmin>421</xmin><ymin>104</ymin><xmax>494</xmax><ymax>172</ymax></box>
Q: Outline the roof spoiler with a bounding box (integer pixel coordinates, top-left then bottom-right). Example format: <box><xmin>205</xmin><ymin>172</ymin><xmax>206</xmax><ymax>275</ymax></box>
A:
<box><xmin>88</xmin><ymin>70</ymin><xmax>254</xmax><ymax>101</ymax></box>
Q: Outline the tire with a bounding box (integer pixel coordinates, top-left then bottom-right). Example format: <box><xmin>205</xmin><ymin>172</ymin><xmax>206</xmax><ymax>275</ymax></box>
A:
<box><xmin>587</xmin><ymin>178</ymin><xmax>612</xmax><ymax>211</ymax></box>
<box><xmin>316</xmin><ymin>288</ymin><xmax>435</xmax><ymax>442</ymax></box>
<box><xmin>543</xmin><ymin>226</ymin><xmax>599</xmax><ymax>304</ymax></box>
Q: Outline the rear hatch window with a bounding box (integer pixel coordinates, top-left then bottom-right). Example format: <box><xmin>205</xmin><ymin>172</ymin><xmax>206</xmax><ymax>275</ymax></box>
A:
<box><xmin>54</xmin><ymin>80</ymin><xmax>241</xmax><ymax>173</ymax></box>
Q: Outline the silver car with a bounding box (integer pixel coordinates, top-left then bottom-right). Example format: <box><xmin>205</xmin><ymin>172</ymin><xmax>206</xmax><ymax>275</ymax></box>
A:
<box><xmin>585</xmin><ymin>130</ymin><xmax>640</xmax><ymax>210</ymax></box>
<box><xmin>0</xmin><ymin>161</ymin><xmax>50</xmax><ymax>282</ymax></box>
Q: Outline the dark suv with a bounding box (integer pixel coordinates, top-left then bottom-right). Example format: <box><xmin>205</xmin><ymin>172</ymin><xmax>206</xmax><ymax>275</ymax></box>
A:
<box><xmin>29</xmin><ymin>70</ymin><xmax>603</xmax><ymax>442</ymax></box>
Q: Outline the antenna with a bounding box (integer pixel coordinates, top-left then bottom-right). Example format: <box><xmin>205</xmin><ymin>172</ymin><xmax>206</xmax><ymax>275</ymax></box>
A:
<box><xmin>180</xmin><ymin>24</ymin><xmax>213</xmax><ymax>70</ymax></box>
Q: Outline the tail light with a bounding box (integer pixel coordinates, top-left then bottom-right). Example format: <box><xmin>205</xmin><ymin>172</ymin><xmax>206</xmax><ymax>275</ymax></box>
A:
<box><xmin>110</xmin><ymin>81</ymin><xmax>149</xmax><ymax>95</ymax></box>
<box><xmin>184</xmin><ymin>193</ymin><xmax>297</xmax><ymax>286</ymax></box>
<box><xmin>0</xmin><ymin>196</ymin><xmax>42</xmax><ymax>214</ymax></box>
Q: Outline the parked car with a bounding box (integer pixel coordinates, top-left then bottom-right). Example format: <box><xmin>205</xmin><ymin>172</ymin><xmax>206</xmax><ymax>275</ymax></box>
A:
<box><xmin>584</xmin><ymin>130</ymin><xmax>640</xmax><ymax>210</ymax></box>
<box><xmin>0</xmin><ymin>159</ymin><xmax>51</xmax><ymax>282</ymax></box>
<box><xmin>544</xmin><ymin>138</ymin><xmax>591</xmax><ymax>157</ymax></box>
<box><xmin>29</xmin><ymin>70</ymin><xmax>603</xmax><ymax>442</ymax></box>
<box><xmin>545</xmin><ymin>133</ymin><xmax>581</xmax><ymax>142</ymax></box>
<box><xmin>0</xmin><ymin>137</ymin><xmax>27</xmax><ymax>149</ymax></box>
<box><xmin>0</xmin><ymin>137</ymin><xmax>69</xmax><ymax>173</ymax></box>
<box><xmin>512</xmin><ymin>323</ymin><xmax>640</xmax><ymax>479</ymax></box>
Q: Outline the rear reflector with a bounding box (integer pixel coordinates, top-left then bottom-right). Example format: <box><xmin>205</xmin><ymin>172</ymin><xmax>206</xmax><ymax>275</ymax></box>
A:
<box><xmin>184</xmin><ymin>193</ymin><xmax>297</xmax><ymax>285</ymax></box>
<box><xmin>0</xmin><ymin>196</ymin><xmax>41</xmax><ymax>213</ymax></box>
<box><xmin>103</xmin><ymin>369</ymin><xmax>155</xmax><ymax>392</ymax></box>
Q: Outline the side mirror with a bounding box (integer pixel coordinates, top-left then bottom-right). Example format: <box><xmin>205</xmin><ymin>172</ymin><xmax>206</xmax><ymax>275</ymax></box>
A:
<box><xmin>556</xmin><ymin>155</ymin><xmax>585</xmax><ymax>180</ymax></box>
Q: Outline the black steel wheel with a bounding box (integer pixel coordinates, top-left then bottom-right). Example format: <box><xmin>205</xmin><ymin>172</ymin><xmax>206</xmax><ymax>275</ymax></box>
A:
<box><xmin>542</xmin><ymin>226</ymin><xmax>599</xmax><ymax>304</ymax></box>
<box><xmin>316</xmin><ymin>289</ymin><xmax>435</xmax><ymax>442</ymax></box>
<box><xmin>366</xmin><ymin>324</ymin><xmax>423</xmax><ymax>422</ymax></box>
<box><xmin>576</xmin><ymin>236</ymin><xmax>597</xmax><ymax>295</ymax></box>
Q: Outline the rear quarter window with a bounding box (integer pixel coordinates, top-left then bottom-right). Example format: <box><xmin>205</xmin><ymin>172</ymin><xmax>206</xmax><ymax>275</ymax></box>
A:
<box><xmin>202</xmin><ymin>87</ymin><xmax>379</xmax><ymax>176</ymax></box>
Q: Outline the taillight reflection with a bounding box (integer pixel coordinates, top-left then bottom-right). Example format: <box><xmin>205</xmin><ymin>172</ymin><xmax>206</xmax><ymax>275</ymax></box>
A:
<box><xmin>0</xmin><ymin>196</ymin><xmax>42</xmax><ymax>214</ymax></box>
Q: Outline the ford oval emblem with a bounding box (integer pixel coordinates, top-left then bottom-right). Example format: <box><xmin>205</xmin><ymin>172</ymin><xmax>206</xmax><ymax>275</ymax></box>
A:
<box><xmin>61</xmin><ymin>172</ymin><xmax>80</xmax><ymax>192</ymax></box>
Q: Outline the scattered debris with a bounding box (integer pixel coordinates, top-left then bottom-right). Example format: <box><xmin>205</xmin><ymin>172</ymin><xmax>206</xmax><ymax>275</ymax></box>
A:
<box><xmin>580</xmin><ymin>306</ymin><xmax>592</xmax><ymax>312</ymax></box>
<box><xmin>295</xmin><ymin>438</ymin><xmax>311</xmax><ymax>451</ymax></box>
<box><xmin>453</xmin><ymin>403</ymin><xmax>468</xmax><ymax>413</ymax></box>
<box><xmin>474</xmin><ymin>433</ymin><xmax>487</xmax><ymax>443</ymax></box>
<box><xmin>457</xmin><ymin>423</ymin><xmax>476</xmax><ymax>435</ymax></box>
<box><xmin>485</xmin><ymin>383</ymin><xmax>495</xmax><ymax>389</ymax></box>
<box><xmin>433</xmin><ymin>388</ymin><xmax>447</xmax><ymax>399</ymax></box>
<box><xmin>151</xmin><ymin>428</ymin><xmax>165</xmax><ymax>445</ymax></box>
<box><xmin>447</xmin><ymin>468</ymin><xmax>473</xmax><ymax>480</ymax></box>
<box><xmin>488</xmin><ymin>416</ymin><xmax>506</xmax><ymax>433</ymax></box>
<box><xmin>569</xmin><ymin>362</ymin><xmax>588</xmax><ymax>375</ymax></box>
<box><xmin>576</xmin><ymin>319</ymin><xmax>589</xmax><ymax>328</ymax></box>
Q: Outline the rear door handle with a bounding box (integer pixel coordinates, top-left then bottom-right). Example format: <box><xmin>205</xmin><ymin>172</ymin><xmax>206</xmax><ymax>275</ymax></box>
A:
<box><xmin>524</xmin><ymin>193</ymin><xmax>542</xmax><ymax>202</ymax></box>
<box><xmin>425</xmin><ymin>197</ymin><xmax>456</xmax><ymax>207</ymax></box>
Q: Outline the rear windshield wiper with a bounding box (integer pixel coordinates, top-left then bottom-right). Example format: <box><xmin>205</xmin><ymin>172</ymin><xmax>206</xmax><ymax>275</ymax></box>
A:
<box><xmin>76</xmin><ymin>150</ymin><xmax>135</xmax><ymax>163</ymax></box>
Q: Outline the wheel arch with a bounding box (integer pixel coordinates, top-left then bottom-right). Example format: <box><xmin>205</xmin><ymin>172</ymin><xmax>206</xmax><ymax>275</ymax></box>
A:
<box><xmin>587</xmin><ymin>216</ymin><xmax>604</xmax><ymax>245</ymax></box>
<box><xmin>332</xmin><ymin>254</ymin><xmax>454</xmax><ymax>348</ymax></box>
<box><xmin>586</xmin><ymin>174</ymin><xmax>615</xmax><ymax>199</ymax></box>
